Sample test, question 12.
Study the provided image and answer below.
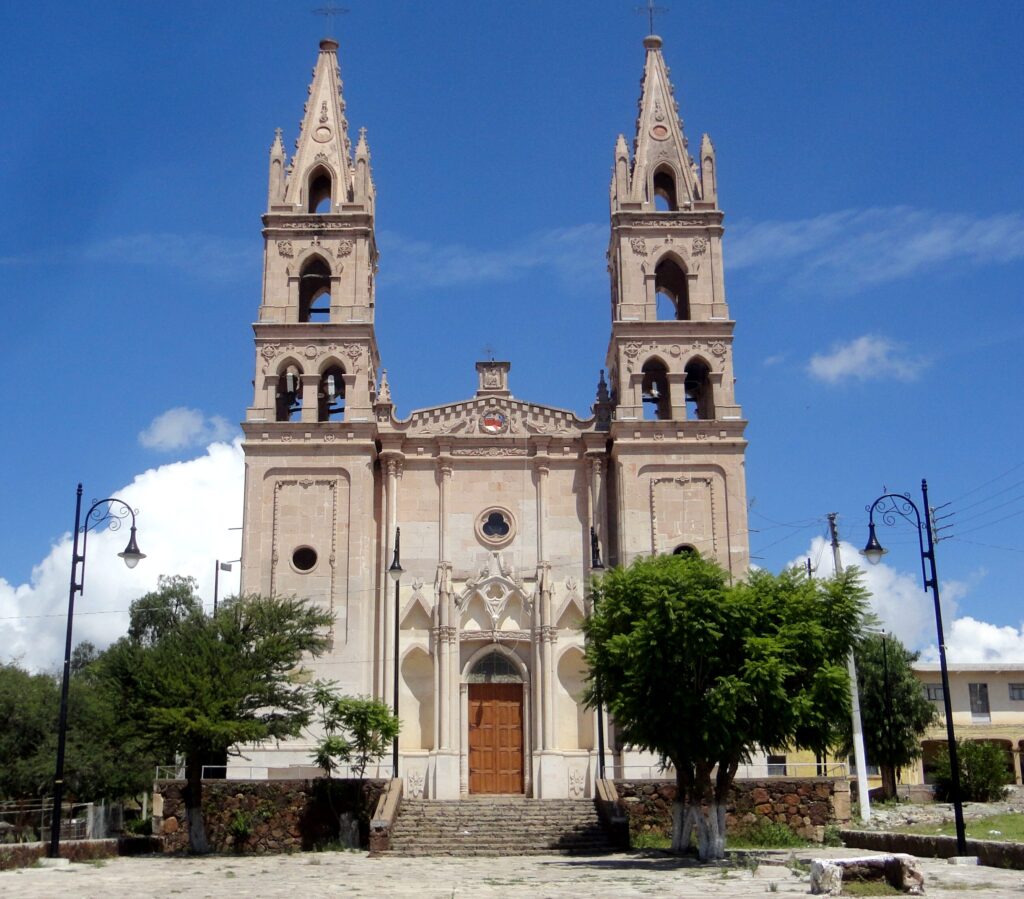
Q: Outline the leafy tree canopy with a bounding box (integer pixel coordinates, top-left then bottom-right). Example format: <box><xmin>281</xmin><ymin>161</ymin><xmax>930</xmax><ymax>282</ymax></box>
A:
<box><xmin>102</xmin><ymin>590</ymin><xmax>332</xmax><ymax>853</ymax></box>
<box><xmin>584</xmin><ymin>553</ymin><xmax>867</xmax><ymax>859</ymax></box>
<box><xmin>310</xmin><ymin>683</ymin><xmax>400</xmax><ymax>779</ymax></box>
<box><xmin>836</xmin><ymin>633</ymin><xmax>937</xmax><ymax>798</ymax></box>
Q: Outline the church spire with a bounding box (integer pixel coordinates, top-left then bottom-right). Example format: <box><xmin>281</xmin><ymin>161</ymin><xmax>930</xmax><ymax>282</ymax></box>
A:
<box><xmin>278</xmin><ymin>38</ymin><xmax>358</xmax><ymax>212</ymax></box>
<box><xmin>616</xmin><ymin>34</ymin><xmax>701</xmax><ymax>212</ymax></box>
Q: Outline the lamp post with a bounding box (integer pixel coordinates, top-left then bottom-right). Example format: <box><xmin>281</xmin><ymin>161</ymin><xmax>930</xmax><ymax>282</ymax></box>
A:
<box><xmin>589</xmin><ymin>526</ymin><xmax>607</xmax><ymax>780</ymax></box>
<box><xmin>213</xmin><ymin>558</ymin><xmax>240</xmax><ymax>614</ymax></box>
<box><xmin>50</xmin><ymin>484</ymin><xmax>145</xmax><ymax>859</ymax></box>
<box><xmin>862</xmin><ymin>479</ymin><xmax>966</xmax><ymax>856</ymax></box>
<box><xmin>387</xmin><ymin>527</ymin><xmax>404</xmax><ymax>778</ymax></box>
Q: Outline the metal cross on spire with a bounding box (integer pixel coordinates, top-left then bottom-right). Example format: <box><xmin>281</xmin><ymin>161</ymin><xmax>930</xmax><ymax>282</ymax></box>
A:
<box><xmin>312</xmin><ymin>4</ymin><xmax>349</xmax><ymax>36</ymax></box>
<box><xmin>636</xmin><ymin>0</ymin><xmax>669</xmax><ymax>35</ymax></box>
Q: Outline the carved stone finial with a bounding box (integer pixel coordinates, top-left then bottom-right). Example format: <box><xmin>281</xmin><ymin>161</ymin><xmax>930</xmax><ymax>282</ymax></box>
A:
<box><xmin>378</xmin><ymin>369</ymin><xmax>391</xmax><ymax>404</ymax></box>
<box><xmin>597</xmin><ymin>369</ymin><xmax>610</xmax><ymax>403</ymax></box>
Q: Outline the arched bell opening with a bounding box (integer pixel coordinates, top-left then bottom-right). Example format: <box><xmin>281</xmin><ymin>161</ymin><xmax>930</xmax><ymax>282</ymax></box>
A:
<box><xmin>684</xmin><ymin>359</ymin><xmax>714</xmax><ymax>420</ymax></box>
<box><xmin>652</xmin><ymin>166</ymin><xmax>679</xmax><ymax>212</ymax></box>
<box><xmin>307</xmin><ymin>167</ymin><xmax>332</xmax><ymax>214</ymax></box>
<box><xmin>641</xmin><ymin>359</ymin><xmax>671</xmax><ymax>421</ymax></box>
<box><xmin>275</xmin><ymin>362</ymin><xmax>303</xmax><ymax>422</ymax></box>
<box><xmin>654</xmin><ymin>257</ymin><xmax>690</xmax><ymax>320</ymax></box>
<box><xmin>317</xmin><ymin>364</ymin><xmax>346</xmax><ymax>421</ymax></box>
<box><xmin>298</xmin><ymin>257</ymin><xmax>331</xmax><ymax>322</ymax></box>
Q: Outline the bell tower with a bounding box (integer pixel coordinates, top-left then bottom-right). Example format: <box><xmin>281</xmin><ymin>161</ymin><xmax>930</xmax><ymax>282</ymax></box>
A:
<box><xmin>239</xmin><ymin>38</ymin><xmax>383</xmax><ymax>709</ymax></box>
<box><xmin>251</xmin><ymin>37</ymin><xmax>379</xmax><ymax>426</ymax></box>
<box><xmin>605</xmin><ymin>34</ymin><xmax>749</xmax><ymax>575</ymax></box>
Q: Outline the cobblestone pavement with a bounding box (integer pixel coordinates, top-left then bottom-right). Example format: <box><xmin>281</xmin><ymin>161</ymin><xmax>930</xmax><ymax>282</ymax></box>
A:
<box><xmin>4</xmin><ymin>847</ymin><xmax>1024</xmax><ymax>897</ymax></box>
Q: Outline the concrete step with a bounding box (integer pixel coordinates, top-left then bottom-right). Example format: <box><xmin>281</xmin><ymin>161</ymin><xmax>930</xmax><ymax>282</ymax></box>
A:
<box><xmin>388</xmin><ymin>797</ymin><xmax>616</xmax><ymax>857</ymax></box>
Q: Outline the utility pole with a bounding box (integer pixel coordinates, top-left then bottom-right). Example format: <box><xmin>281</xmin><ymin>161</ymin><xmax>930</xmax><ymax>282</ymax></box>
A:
<box><xmin>828</xmin><ymin>512</ymin><xmax>871</xmax><ymax>823</ymax></box>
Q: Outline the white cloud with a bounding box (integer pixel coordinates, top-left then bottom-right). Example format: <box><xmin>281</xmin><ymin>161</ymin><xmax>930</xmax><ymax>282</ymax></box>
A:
<box><xmin>791</xmin><ymin>537</ymin><xmax>1024</xmax><ymax>664</ymax></box>
<box><xmin>807</xmin><ymin>334</ymin><xmax>928</xmax><ymax>384</ymax></box>
<box><xmin>922</xmin><ymin>616</ymin><xmax>1024</xmax><ymax>664</ymax></box>
<box><xmin>139</xmin><ymin>407</ymin><xmax>236</xmax><ymax>451</ymax></box>
<box><xmin>80</xmin><ymin>233</ymin><xmax>258</xmax><ymax>283</ymax></box>
<box><xmin>377</xmin><ymin>223</ymin><xmax>605</xmax><ymax>290</ymax></box>
<box><xmin>0</xmin><ymin>440</ymin><xmax>245</xmax><ymax>671</ymax></box>
<box><xmin>728</xmin><ymin>206</ymin><xmax>1024</xmax><ymax>293</ymax></box>
<box><xmin>790</xmin><ymin>537</ymin><xmax>961</xmax><ymax>651</ymax></box>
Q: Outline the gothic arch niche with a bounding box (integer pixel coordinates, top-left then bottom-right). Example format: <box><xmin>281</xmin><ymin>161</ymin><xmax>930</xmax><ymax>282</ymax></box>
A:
<box><xmin>654</xmin><ymin>256</ymin><xmax>690</xmax><ymax>320</ymax></box>
<box><xmin>458</xmin><ymin>576</ymin><xmax>530</xmax><ymax>637</ymax></box>
<box><xmin>652</xmin><ymin>165</ymin><xmax>679</xmax><ymax>211</ymax></box>
<box><xmin>317</xmin><ymin>363</ymin><xmax>346</xmax><ymax>421</ymax></box>
<box><xmin>307</xmin><ymin>166</ymin><xmax>333</xmax><ymax>213</ymax></box>
<box><xmin>401</xmin><ymin>647</ymin><xmax>434</xmax><ymax>751</ymax></box>
<box><xmin>556</xmin><ymin>647</ymin><xmax>594</xmax><ymax>750</ymax></box>
<box><xmin>299</xmin><ymin>256</ymin><xmax>332</xmax><ymax>322</ymax></box>
<box><xmin>275</xmin><ymin>360</ymin><xmax>303</xmax><ymax>422</ymax></box>
<box><xmin>641</xmin><ymin>358</ymin><xmax>671</xmax><ymax>421</ymax></box>
<box><xmin>684</xmin><ymin>358</ymin><xmax>714</xmax><ymax>420</ymax></box>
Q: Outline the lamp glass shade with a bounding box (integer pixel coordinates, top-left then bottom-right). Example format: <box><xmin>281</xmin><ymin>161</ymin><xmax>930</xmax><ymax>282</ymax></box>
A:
<box><xmin>387</xmin><ymin>554</ymin><xmax>404</xmax><ymax>582</ymax></box>
<box><xmin>118</xmin><ymin>527</ymin><xmax>146</xmax><ymax>570</ymax></box>
<box><xmin>861</xmin><ymin>523</ymin><xmax>887</xmax><ymax>565</ymax></box>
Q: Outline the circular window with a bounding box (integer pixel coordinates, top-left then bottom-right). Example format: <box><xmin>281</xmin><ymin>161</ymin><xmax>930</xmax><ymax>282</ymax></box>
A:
<box><xmin>292</xmin><ymin>546</ymin><xmax>318</xmax><ymax>572</ymax></box>
<box><xmin>475</xmin><ymin>507</ymin><xmax>516</xmax><ymax>548</ymax></box>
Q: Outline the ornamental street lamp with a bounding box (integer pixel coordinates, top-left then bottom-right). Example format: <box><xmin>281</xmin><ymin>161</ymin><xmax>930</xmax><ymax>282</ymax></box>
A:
<box><xmin>589</xmin><ymin>526</ymin><xmax>607</xmax><ymax>780</ymax></box>
<box><xmin>50</xmin><ymin>484</ymin><xmax>145</xmax><ymax>859</ymax></box>
<box><xmin>861</xmin><ymin>479</ymin><xmax>966</xmax><ymax>856</ymax></box>
<box><xmin>387</xmin><ymin>527</ymin><xmax>404</xmax><ymax>778</ymax></box>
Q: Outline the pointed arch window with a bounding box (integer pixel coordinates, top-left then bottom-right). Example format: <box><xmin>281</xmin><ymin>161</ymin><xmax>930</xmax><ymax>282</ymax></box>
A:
<box><xmin>276</xmin><ymin>363</ymin><xmax>303</xmax><ymax>422</ymax></box>
<box><xmin>652</xmin><ymin>166</ymin><xmax>679</xmax><ymax>212</ymax></box>
<box><xmin>641</xmin><ymin>359</ymin><xmax>671</xmax><ymax>421</ymax></box>
<box><xmin>308</xmin><ymin>168</ymin><xmax>332</xmax><ymax>214</ymax></box>
<box><xmin>684</xmin><ymin>360</ymin><xmax>714</xmax><ymax>420</ymax></box>
<box><xmin>467</xmin><ymin>652</ymin><xmax>522</xmax><ymax>684</ymax></box>
<box><xmin>299</xmin><ymin>258</ymin><xmax>331</xmax><ymax>322</ymax></box>
<box><xmin>655</xmin><ymin>257</ymin><xmax>690</xmax><ymax>321</ymax></box>
<box><xmin>317</xmin><ymin>365</ymin><xmax>345</xmax><ymax>421</ymax></box>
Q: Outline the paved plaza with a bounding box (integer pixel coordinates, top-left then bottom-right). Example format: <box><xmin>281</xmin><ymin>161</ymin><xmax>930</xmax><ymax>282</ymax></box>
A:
<box><xmin>3</xmin><ymin>848</ymin><xmax>1024</xmax><ymax>898</ymax></box>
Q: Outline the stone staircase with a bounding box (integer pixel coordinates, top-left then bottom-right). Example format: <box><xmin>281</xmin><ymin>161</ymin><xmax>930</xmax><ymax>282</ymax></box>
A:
<box><xmin>388</xmin><ymin>797</ymin><xmax>617</xmax><ymax>856</ymax></box>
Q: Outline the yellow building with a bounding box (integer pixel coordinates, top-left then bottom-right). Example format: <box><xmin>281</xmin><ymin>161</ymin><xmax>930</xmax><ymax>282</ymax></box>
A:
<box><xmin>906</xmin><ymin>663</ymin><xmax>1024</xmax><ymax>786</ymax></box>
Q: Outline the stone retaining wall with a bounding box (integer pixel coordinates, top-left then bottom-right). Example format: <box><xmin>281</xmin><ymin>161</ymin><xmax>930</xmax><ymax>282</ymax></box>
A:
<box><xmin>153</xmin><ymin>778</ymin><xmax>385</xmax><ymax>853</ymax></box>
<box><xmin>0</xmin><ymin>837</ymin><xmax>122</xmax><ymax>871</ymax></box>
<box><xmin>614</xmin><ymin>778</ymin><xmax>850</xmax><ymax>842</ymax></box>
<box><xmin>840</xmin><ymin>829</ymin><xmax>1024</xmax><ymax>870</ymax></box>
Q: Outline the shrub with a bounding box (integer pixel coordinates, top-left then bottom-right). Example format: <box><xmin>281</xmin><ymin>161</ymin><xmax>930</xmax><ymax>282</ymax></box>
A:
<box><xmin>933</xmin><ymin>740</ymin><xmax>1011</xmax><ymax>803</ymax></box>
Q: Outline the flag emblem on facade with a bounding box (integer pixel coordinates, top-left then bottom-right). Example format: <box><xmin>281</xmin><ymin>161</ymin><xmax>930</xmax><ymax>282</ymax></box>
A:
<box><xmin>480</xmin><ymin>411</ymin><xmax>508</xmax><ymax>434</ymax></box>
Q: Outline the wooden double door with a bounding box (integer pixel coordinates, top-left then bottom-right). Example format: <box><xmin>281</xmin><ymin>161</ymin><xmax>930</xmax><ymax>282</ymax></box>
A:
<box><xmin>468</xmin><ymin>683</ymin><xmax>524</xmax><ymax>794</ymax></box>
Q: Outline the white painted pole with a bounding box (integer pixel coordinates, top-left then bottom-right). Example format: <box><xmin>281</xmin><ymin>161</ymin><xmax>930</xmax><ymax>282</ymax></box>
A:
<box><xmin>828</xmin><ymin>513</ymin><xmax>871</xmax><ymax>824</ymax></box>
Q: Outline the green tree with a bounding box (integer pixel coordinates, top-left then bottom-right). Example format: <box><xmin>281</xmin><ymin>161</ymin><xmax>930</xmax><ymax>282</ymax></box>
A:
<box><xmin>0</xmin><ymin>652</ymin><xmax>162</xmax><ymax>803</ymax></box>
<box><xmin>584</xmin><ymin>553</ymin><xmax>866</xmax><ymax>860</ymax></box>
<box><xmin>933</xmin><ymin>740</ymin><xmax>1011</xmax><ymax>802</ymax></box>
<box><xmin>836</xmin><ymin>633</ymin><xmax>937</xmax><ymax>799</ymax></box>
<box><xmin>102</xmin><ymin>591</ymin><xmax>332</xmax><ymax>853</ymax></box>
<box><xmin>310</xmin><ymin>684</ymin><xmax>400</xmax><ymax>779</ymax></box>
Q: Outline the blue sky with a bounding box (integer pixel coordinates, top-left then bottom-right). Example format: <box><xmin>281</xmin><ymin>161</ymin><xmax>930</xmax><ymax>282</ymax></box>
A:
<box><xmin>2</xmin><ymin>1</ymin><xmax>1023</xmax><ymax>667</ymax></box>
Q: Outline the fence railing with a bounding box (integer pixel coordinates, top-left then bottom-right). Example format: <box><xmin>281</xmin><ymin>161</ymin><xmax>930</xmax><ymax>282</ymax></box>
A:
<box><xmin>0</xmin><ymin>799</ymin><xmax>120</xmax><ymax>843</ymax></box>
<box><xmin>155</xmin><ymin>762</ymin><xmax>398</xmax><ymax>781</ymax></box>
<box><xmin>612</xmin><ymin>761</ymin><xmax>849</xmax><ymax>780</ymax></box>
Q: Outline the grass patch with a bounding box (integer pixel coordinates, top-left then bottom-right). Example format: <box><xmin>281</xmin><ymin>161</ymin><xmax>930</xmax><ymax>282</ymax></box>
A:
<box><xmin>895</xmin><ymin>812</ymin><xmax>1024</xmax><ymax>843</ymax></box>
<box><xmin>729</xmin><ymin>821</ymin><xmax>810</xmax><ymax>849</ymax></box>
<box><xmin>841</xmin><ymin>882</ymin><xmax>901</xmax><ymax>896</ymax></box>
<box><xmin>631</xmin><ymin>831</ymin><xmax>672</xmax><ymax>850</ymax></box>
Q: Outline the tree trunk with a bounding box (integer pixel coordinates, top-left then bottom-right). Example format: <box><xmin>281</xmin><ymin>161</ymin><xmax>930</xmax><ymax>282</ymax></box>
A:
<box><xmin>881</xmin><ymin>764</ymin><xmax>898</xmax><ymax>801</ymax></box>
<box><xmin>671</xmin><ymin>766</ymin><xmax>726</xmax><ymax>861</ymax></box>
<box><xmin>184</xmin><ymin>754</ymin><xmax>210</xmax><ymax>854</ymax></box>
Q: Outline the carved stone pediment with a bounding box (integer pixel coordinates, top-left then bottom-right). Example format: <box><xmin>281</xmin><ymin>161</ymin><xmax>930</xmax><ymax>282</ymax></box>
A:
<box><xmin>400</xmin><ymin>396</ymin><xmax>591</xmax><ymax>438</ymax></box>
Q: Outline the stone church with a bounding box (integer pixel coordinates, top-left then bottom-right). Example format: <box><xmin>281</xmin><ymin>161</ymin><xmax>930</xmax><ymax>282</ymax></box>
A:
<box><xmin>237</xmin><ymin>33</ymin><xmax>749</xmax><ymax>799</ymax></box>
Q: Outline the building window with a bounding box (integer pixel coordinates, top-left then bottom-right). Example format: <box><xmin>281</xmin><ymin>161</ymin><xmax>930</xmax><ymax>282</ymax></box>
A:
<box><xmin>924</xmin><ymin>683</ymin><xmax>944</xmax><ymax>702</ymax></box>
<box><xmin>1009</xmin><ymin>683</ymin><xmax>1024</xmax><ymax>701</ymax></box>
<box><xmin>969</xmin><ymin>682</ymin><xmax>991</xmax><ymax>720</ymax></box>
<box><xmin>766</xmin><ymin>754</ymin><xmax>787</xmax><ymax>776</ymax></box>
<box><xmin>292</xmin><ymin>546</ymin><xmax>317</xmax><ymax>572</ymax></box>
<box><xmin>475</xmin><ymin>507</ymin><xmax>516</xmax><ymax>548</ymax></box>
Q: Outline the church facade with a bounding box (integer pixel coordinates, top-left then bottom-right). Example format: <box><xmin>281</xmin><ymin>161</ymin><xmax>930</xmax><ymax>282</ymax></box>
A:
<box><xmin>238</xmin><ymin>34</ymin><xmax>749</xmax><ymax>799</ymax></box>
